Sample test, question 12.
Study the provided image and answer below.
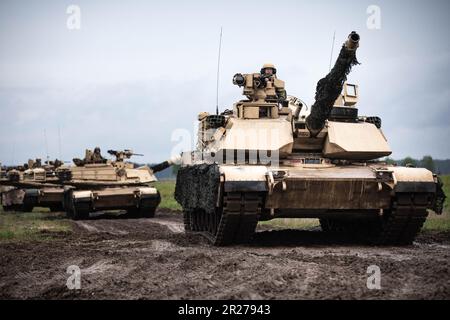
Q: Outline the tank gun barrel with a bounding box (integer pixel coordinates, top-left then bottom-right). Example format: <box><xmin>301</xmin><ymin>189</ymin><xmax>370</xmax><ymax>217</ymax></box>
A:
<box><xmin>306</xmin><ymin>31</ymin><xmax>360</xmax><ymax>137</ymax></box>
<box><xmin>150</xmin><ymin>155</ymin><xmax>181</xmax><ymax>174</ymax></box>
<box><xmin>150</xmin><ymin>161</ymin><xmax>172</xmax><ymax>174</ymax></box>
<box><xmin>344</xmin><ymin>31</ymin><xmax>360</xmax><ymax>50</ymax></box>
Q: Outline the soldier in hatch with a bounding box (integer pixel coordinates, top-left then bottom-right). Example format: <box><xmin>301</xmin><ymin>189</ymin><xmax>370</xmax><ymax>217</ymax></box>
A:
<box><xmin>73</xmin><ymin>147</ymin><xmax>106</xmax><ymax>166</ymax></box>
<box><xmin>232</xmin><ymin>62</ymin><xmax>287</xmax><ymax>104</ymax></box>
<box><xmin>260</xmin><ymin>63</ymin><xmax>287</xmax><ymax>102</ymax></box>
<box><xmin>91</xmin><ymin>147</ymin><xmax>105</xmax><ymax>163</ymax></box>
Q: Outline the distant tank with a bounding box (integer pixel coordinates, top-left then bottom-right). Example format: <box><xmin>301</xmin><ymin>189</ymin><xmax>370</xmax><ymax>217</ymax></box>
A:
<box><xmin>58</xmin><ymin>148</ymin><xmax>172</xmax><ymax>220</ymax></box>
<box><xmin>0</xmin><ymin>159</ymin><xmax>64</xmax><ymax>212</ymax></box>
<box><xmin>175</xmin><ymin>31</ymin><xmax>446</xmax><ymax>246</ymax></box>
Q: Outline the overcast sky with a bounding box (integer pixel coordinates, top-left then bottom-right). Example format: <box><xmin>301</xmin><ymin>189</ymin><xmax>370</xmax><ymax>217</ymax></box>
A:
<box><xmin>0</xmin><ymin>0</ymin><xmax>449</xmax><ymax>164</ymax></box>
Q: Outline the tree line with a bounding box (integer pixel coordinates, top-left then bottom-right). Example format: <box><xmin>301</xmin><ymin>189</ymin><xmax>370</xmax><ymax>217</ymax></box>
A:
<box><xmin>384</xmin><ymin>156</ymin><xmax>450</xmax><ymax>175</ymax></box>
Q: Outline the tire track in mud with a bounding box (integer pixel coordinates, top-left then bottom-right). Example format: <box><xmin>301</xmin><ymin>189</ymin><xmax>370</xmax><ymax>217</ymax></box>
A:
<box><xmin>144</xmin><ymin>218</ymin><xmax>184</xmax><ymax>233</ymax></box>
<box><xmin>0</xmin><ymin>209</ymin><xmax>449</xmax><ymax>299</ymax></box>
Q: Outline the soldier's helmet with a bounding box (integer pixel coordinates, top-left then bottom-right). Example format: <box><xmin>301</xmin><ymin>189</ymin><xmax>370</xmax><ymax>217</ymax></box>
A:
<box><xmin>261</xmin><ymin>62</ymin><xmax>276</xmax><ymax>75</ymax></box>
<box><xmin>94</xmin><ymin>147</ymin><xmax>101</xmax><ymax>154</ymax></box>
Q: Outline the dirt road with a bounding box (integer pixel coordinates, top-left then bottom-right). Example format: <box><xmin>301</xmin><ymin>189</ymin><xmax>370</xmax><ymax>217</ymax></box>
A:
<box><xmin>0</xmin><ymin>209</ymin><xmax>449</xmax><ymax>299</ymax></box>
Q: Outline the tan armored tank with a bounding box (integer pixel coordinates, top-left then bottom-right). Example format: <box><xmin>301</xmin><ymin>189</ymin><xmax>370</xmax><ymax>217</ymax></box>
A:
<box><xmin>58</xmin><ymin>148</ymin><xmax>171</xmax><ymax>220</ymax></box>
<box><xmin>0</xmin><ymin>159</ymin><xmax>64</xmax><ymax>212</ymax></box>
<box><xmin>175</xmin><ymin>32</ymin><xmax>446</xmax><ymax>246</ymax></box>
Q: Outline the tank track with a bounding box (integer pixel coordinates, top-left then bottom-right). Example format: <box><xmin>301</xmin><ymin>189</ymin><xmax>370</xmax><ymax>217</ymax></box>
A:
<box><xmin>320</xmin><ymin>192</ymin><xmax>429</xmax><ymax>245</ymax></box>
<box><xmin>63</xmin><ymin>189</ymin><xmax>89</xmax><ymax>220</ymax></box>
<box><xmin>126</xmin><ymin>195</ymin><xmax>160</xmax><ymax>219</ymax></box>
<box><xmin>72</xmin><ymin>202</ymin><xmax>90</xmax><ymax>220</ymax></box>
<box><xmin>184</xmin><ymin>192</ymin><xmax>261</xmax><ymax>246</ymax></box>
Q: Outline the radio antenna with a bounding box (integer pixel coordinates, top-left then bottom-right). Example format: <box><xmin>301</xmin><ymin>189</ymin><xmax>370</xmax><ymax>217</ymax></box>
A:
<box><xmin>328</xmin><ymin>30</ymin><xmax>336</xmax><ymax>71</ymax></box>
<box><xmin>58</xmin><ymin>125</ymin><xmax>62</xmax><ymax>160</ymax></box>
<box><xmin>44</xmin><ymin>129</ymin><xmax>49</xmax><ymax>163</ymax></box>
<box><xmin>11</xmin><ymin>143</ymin><xmax>15</xmax><ymax>165</ymax></box>
<box><xmin>215</xmin><ymin>27</ymin><xmax>223</xmax><ymax>115</ymax></box>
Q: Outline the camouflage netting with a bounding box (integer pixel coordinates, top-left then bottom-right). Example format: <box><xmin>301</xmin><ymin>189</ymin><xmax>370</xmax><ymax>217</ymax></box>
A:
<box><xmin>306</xmin><ymin>44</ymin><xmax>359</xmax><ymax>136</ymax></box>
<box><xmin>433</xmin><ymin>176</ymin><xmax>447</xmax><ymax>214</ymax></box>
<box><xmin>174</xmin><ymin>164</ymin><xmax>221</xmax><ymax>213</ymax></box>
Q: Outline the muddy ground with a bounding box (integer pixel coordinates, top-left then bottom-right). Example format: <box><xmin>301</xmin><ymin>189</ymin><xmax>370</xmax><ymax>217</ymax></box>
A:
<box><xmin>0</xmin><ymin>209</ymin><xmax>449</xmax><ymax>300</ymax></box>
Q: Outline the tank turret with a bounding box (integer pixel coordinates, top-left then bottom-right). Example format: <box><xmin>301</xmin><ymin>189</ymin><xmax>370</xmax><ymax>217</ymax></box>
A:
<box><xmin>306</xmin><ymin>31</ymin><xmax>360</xmax><ymax>137</ymax></box>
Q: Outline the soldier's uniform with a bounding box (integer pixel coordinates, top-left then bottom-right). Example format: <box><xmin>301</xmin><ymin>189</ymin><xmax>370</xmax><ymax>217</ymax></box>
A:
<box><xmin>91</xmin><ymin>147</ymin><xmax>105</xmax><ymax>163</ymax></box>
<box><xmin>260</xmin><ymin>63</ymin><xmax>287</xmax><ymax>103</ymax></box>
<box><xmin>233</xmin><ymin>63</ymin><xmax>287</xmax><ymax>104</ymax></box>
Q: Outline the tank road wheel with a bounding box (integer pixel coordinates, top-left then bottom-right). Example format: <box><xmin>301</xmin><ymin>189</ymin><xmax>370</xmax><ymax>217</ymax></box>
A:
<box><xmin>63</xmin><ymin>189</ymin><xmax>90</xmax><ymax>220</ymax></box>
<box><xmin>189</xmin><ymin>192</ymin><xmax>261</xmax><ymax>246</ymax></box>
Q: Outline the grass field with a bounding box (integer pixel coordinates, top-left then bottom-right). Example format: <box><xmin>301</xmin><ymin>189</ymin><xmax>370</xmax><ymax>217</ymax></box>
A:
<box><xmin>154</xmin><ymin>181</ymin><xmax>181</xmax><ymax>210</ymax></box>
<box><xmin>0</xmin><ymin>207</ymin><xmax>71</xmax><ymax>242</ymax></box>
<box><xmin>423</xmin><ymin>175</ymin><xmax>450</xmax><ymax>231</ymax></box>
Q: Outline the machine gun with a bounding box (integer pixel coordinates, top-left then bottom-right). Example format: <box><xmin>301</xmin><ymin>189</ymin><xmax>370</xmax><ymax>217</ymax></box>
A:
<box><xmin>306</xmin><ymin>31</ymin><xmax>360</xmax><ymax>137</ymax></box>
<box><xmin>107</xmin><ymin>149</ymin><xmax>144</xmax><ymax>162</ymax></box>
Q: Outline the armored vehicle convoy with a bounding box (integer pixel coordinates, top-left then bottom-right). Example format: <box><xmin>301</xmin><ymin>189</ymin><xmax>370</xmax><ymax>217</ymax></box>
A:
<box><xmin>175</xmin><ymin>31</ymin><xmax>446</xmax><ymax>246</ymax></box>
<box><xmin>0</xmin><ymin>159</ymin><xmax>64</xmax><ymax>212</ymax></box>
<box><xmin>58</xmin><ymin>148</ymin><xmax>169</xmax><ymax>220</ymax></box>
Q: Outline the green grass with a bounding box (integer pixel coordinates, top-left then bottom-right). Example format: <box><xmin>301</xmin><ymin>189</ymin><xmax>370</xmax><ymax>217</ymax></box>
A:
<box><xmin>260</xmin><ymin>218</ymin><xmax>320</xmax><ymax>229</ymax></box>
<box><xmin>0</xmin><ymin>207</ymin><xmax>72</xmax><ymax>242</ymax></box>
<box><xmin>423</xmin><ymin>211</ymin><xmax>450</xmax><ymax>231</ymax></box>
<box><xmin>424</xmin><ymin>175</ymin><xmax>450</xmax><ymax>231</ymax></box>
<box><xmin>440</xmin><ymin>175</ymin><xmax>450</xmax><ymax>212</ymax></box>
<box><xmin>154</xmin><ymin>180</ymin><xmax>181</xmax><ymax>210</ymax></box>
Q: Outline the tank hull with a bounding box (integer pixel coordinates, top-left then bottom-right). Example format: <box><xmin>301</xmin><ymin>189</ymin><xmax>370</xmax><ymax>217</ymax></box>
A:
<box><xmin>175</xmin><ymin>163</ymin><xmax>437</xmax><ymax>246</ymax></box>
<box><xmin>64</xmin><ymin>186</ymin><xmax>161</xmax><ymax>220</ymax></box>
<box><xmin>1</xmin><ymin>187</ymin><xmax>64</xmax><ymax>212</ymax></box>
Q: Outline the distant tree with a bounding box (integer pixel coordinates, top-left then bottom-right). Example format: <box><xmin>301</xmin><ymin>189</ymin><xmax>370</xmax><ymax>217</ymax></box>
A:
<box><xmin>384</xmin><ymin>157</ymin><xmax>397</xmax><ymax>165</ymax></box>
<box><xmin>420</xmin><ymin>155</ymin><xmax>435</xmax><ymax>172</ymax></box>
<box><xmin>401</xmin><ymin>156</ymin><xmax>418</xmax><ymax>167</ymax></box>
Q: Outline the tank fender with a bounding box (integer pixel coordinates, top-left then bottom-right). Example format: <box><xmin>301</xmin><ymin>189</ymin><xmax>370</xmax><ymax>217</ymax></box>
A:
<box><xmin>220</xmin><ymin>166</ymin><xmax>268</xmax><ymax>192</ymax></box>
<box><xmin>72</xmin><ymin>190</ymin><xmax>93</xmax><ymax>203</ymax></box>
<box><xmin>137</xmin><ymin>187</ymin><xmax>158</xmax><ymax>198</ymax></box>
<box><xmin>390</xmin><ymin>167</ymin><xmax>436</xmax><ymax>193</ymax></box>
